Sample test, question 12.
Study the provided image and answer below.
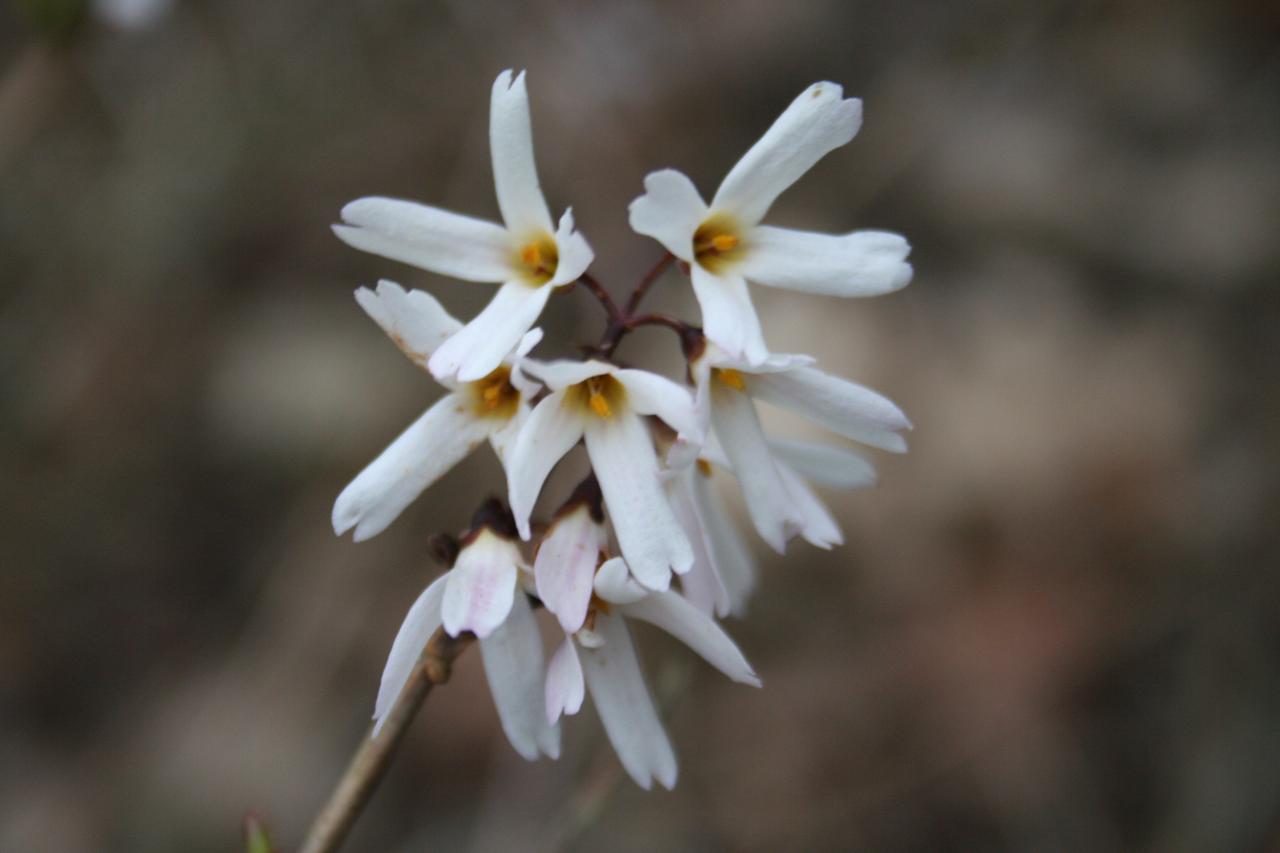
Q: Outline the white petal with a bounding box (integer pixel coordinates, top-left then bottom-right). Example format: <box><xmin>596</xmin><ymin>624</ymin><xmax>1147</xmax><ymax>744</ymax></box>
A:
<box><xmin>487</xmin><ymin>396</ymin><xmax>530</xmax><ymax>464</ymax></box>
<box><xmin>441</xmin><ymin>531</ymin><xmax>520</xmax><ymax>638</ymax></box>
<box><xmin>372</xmin><ymin>573</ymin><xmax>447</xmax><ymax>737</ymax></box>
<box><xmin>506</xmin><ymin>390</ymin><xmax>586</xmax><ymax>539</ymax></box>
<box><xmin>519</xmin><ymin>357</ymin><xmax>614</xmax><ymax>391</ymax></box>
<box><xmin>545</xmin><ymin>637</ymin><xmax>585</xmax><ymax>724</ymax></box>
<box><xmin>335</xmin><ymin>198</ymin><xmax>514</xmax><ymax>282</ymax></box>
<box><xmin>746</xmin><ymin>366</ymin><xmax>911</xmax><ymax>453</ymax></box>
<box><xmin>490</xmin><ymin>69</ymin><xmax>554</xmax><ymax>237</ymax></box>
<box><xmin>690</xmin><ymin>264</ymin><xmax>769</xmax><ymax>366</ymax></box>
<box><xmin>769</xmin><ymin>437</ymin><xmax>876</xmax><ymax>489</ymax></box>
<box><xmin>428</xmin><ymin>281</ymin><xmax>552</xmax><ymax>383</ymax></box>
<box><xmin>740</xmin><ymin>226</ymin><xmax>912</xmax><ymax>296</ymax></box>
<box><xmin>579</xmin><ymin>613</ymin><xmax>677</xmax><ymax>790</ymax></box>
<box><xmin>775</xmin><ymin>460</ymin><xmax>843</xmax><ymax>549</ymax></box>
<box><xmin>332</xmin><ymin>394</ymin><xmax>489</xmax><ymax>541</ymax></box>
<box><xmin>711</xmin><ymin>82</ymin><xmax>862</xmax><ymax>226</ymax></box>
<box><xmin>627</xmin><ymin>169</ymin><xmax>707</xmax><ymax>262</ymax></box>
<box><xmin>584</xmin><ymin>414</ymin><xmax>693</xmax><ymax>591</ymax></box>
<box><xmin>690</xmin><ymin>467</ymin><xmax>758</xmax><ymax>617</ymax></box>
<box><xmin>620</xmin><ymin>592</ymin><xmax>760</xmax><ymax>687</ymax></box>
<box><xmin>667</xmin><ymin>469</ymin><xmax>731</xmax><ymax>618</ymax></box>
<box><xmin>711</xmin><ymin>383</ymin><xmax>804</xmax><ymax>553</ymax></box>
<box><xmin>534</xmin><ymin>505</ymin><xmax>605</xmax><ymax>634</ymax></box>
<box><xmin>615</xmin><ymin>368</ymin><xmax>702</xmax><ymax>446</ymax></box>
<box><xmin>354</xmin><ymin>280</ymin><xmax>463</xmax><ymax>370</ymax></box>
<box><xmin>547</xmin><ymin>208</ymin><xmax>595</xmax><ymax>287</ymax></box>
<box><xmin>480</xmin><ymin>591</ymin><xmax>560</xmax><ymax>760</ymax></box>
<box><xmin>593</xmin><ymin>556</ymin><xmax>648</xmax><ymax>605</ymax></box>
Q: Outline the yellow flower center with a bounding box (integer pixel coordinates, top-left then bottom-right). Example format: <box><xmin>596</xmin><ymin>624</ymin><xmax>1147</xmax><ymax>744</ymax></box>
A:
<box><xmin>714</xmin><ymin>367</ymin><xmax>746</xmax><ymax>391</ymax></box>
<box><xmin>696</xmin><ymin>458</ymin><xmax>713</xmax><ymax>477</ymax></box>
<box><xmin>570</xmin><ymin>374</ymin><xmax>625</xmax><ymax>419</ymax></box>
<box><xmin>467</xmin><ymin>366</ymin><xmax>520</xmax><ymax>419</ymax></box>
<box><xmin>693</xmin><ymin>214</ymin><xmax>744</xmax><ymax>272</ymax></box>
<box><xmin>517</xmin><ymin>235</ymin><xmax>558</xmax><ymax>285</ymax></box>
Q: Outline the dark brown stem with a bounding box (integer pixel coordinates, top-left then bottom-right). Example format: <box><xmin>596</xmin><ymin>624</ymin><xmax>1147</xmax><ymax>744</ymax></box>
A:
<box><xmin>579</xmin><ymin>253</ymin><xmax>691</xmax><ymax>360</ymax></box>
<box><xmin>623</xmin><ymin>252</ymin><xmax>675</xmax><ymax>316</ymax></box>
<box><xmin>576</xmin><ymin>272</ymin><xmax>625</xmax><ymax>326</ymax></box>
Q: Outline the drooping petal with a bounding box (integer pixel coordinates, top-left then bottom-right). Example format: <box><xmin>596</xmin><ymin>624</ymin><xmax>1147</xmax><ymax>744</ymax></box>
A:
<box><xmin>593</xmin><ymin>556</ymin><xmax>648</xmax><ymax>605</ymax></box>
<box><xmin>739</xmin><ymin>226</ymin><xmax>912</xmax><ymax>296</ymax></box>
<box><xmin>506</xmin><ymin>390</ymin><xmax>586</xmax><ymax>539</ymax></box>
<box><xmin>372</xmin><ymin>573</ymin><xmax>448</xmax><ymax>737</ymax></box>
<box><xmin>441</xmin><ymin>531</ymin><xmax>520</xmax><ymax>638</ymax></box>
<box><xmin>534</xmin><ymin>505</ymin><xmax>605</xmax><ymax>634</ymax></box>
<box><xmin>769</xmin><ymin>437</ymin><xmax>876</xmax><ymax>489</ymax></box>
<box><xmin>775</xmin><ymin>460</ymin><xmax>843</xmax><ymax>549</ymax></box>
<box><xmin>711</xmin><ymin>82</ymin><xmax>862</xmax><ymax>226</ymax></box>
<box><xmin>584</xmin><ymin>413</ymin><xmax>693</xmax><ymax>591</ymax></box>
<box><xmin>666</xmin><ymin>469</ymin><xmax>731</xmax><ymax>618</ymax></box>
<box><xmin>690</xmin><ymin>263</ymin><xmax>769</xmax><ymax>366</ymax></box>
<box><xmin>620</xmin><ymin>591</ymin><xmax>761</xmax><ymax>687</ymax></box>
<box><xmin>519</xmin><ymin>358</ymin><xmax>614</xmax><ymax>391</ymax></box>
<box><xmin>545</xmin><ymin>637</ymin><xmax>585</xmax><ymax>724</ymax></box>
<box><xmin>690</xmin><ymin>466</ymin><xmax>758</xmax><ymax>617</ymax></box>
<box><xmin>615</xmin><ymin>368</ymin><xmax>703</xmax><ymax>446</ymax></box>
<box><xmin>711</xmin><ymin>382</ymin><xmax>804</xmax><ymax>553</ymax></box>
<box><xmin>579</xmin><ymin>613</ymin><xmax>677</xmax><ymax>790</ymax></box>
<box><xmin>479</xmin><ymin>591</ymin><xmax>560</xmax><ymax>760</ymax></box>
<box><xmin>428</xmin><ymin>281</ymin><xmax>553</xmax><ymax>383</ymax></box>
<box><xmin>334</xmin><ymin>198</ymin><xmax>514</xmax><ymax>282</ymax></box>
<box><xmin>490</xmin><ymin>69</ymin><xmax>554</xmax><ymax>237</ymax></box>
<box><xmin>627</xmin><ymin>169</ymin><xmax>707</xmax><ymax>262</ymax></box>
<box><xmin>354</xmin><ymin>280</ymin><xmax>463</xmax><ymax>371</ymax></box>
<box><xmin>746</xmin><ymin>366</ymin><xmax>911</xmax><ymax>453</ymax></box>
<box><xmin>332</xmin><ymin>394</ymin><xmax>490</xmax><ymax>542</ymax></box>
<box><xmin>547</xmin><ymin>208</ymin><xmax>594</xmax><ymax>287</ymax></box>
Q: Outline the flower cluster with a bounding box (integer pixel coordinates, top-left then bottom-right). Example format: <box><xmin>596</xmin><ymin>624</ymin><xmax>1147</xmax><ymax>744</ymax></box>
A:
<box><xmin>332</xmin><ymin>70</ymin><xmax>912</xmax><ymax>789</ymax></box>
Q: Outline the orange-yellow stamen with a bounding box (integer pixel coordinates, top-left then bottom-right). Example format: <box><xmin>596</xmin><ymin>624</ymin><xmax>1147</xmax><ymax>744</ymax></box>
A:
<box><xmin>716</xmin><ymin>368</ymin><xmax>746</xmax><ymax>391</ymax></box>
<box><xmin>710</xmin><ymin>234</ymin><xmax>739</xmax><ymax>252</ymax></box>
<box><xmin>588</xmin><ymin>384</ymin><xmax>612</xmax><ymax>418</ymax></box>
<box><xmin>696</xmin><ymin>458</ymin><xmax>713</xmax><ymax>477</ymax></box>
<box><xmin>517</xmin><ymin>237</ymin><xmax>558</xmax><ymax>285</ymax></box>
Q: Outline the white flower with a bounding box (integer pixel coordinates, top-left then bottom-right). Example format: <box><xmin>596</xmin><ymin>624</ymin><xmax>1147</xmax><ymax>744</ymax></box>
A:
<box><xmin>332</xmin><ymin>280</ymin><xmax>542</xmax><ymax>542</ymax></box>
<box><xmin>690</xmin><ymin>343</ymin><xmax>907</xmax><ymax>552</ymax></box>
<box><xmin>543</xmin><ymin>557</ymin><xmax>759</xmax><ymax>790</ymax></box>
<box><xmin>533</xmin><ymin>477</ymin><xmax>609</xmax><ymax>634</ymax></box>
<box><xmin>333</xmin><ymin>70</ymin><xmax>593</xmax><ymax>383</ymax></box>
<box><xmin>628</xmin><ymin>81</ymin><xmax>912</xmax><ymax>365</ymax></box>
<box><xmin>507</xmin><ymin>359</ymin><xmax>702</xmax><ymax>592</ymax></box>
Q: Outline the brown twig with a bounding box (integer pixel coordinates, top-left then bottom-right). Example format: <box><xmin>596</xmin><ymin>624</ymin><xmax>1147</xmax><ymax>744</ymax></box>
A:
<box><xmin>623</xmin><ymin>252</ymin><xmax>675</xmax><ymax>316</ymax></box>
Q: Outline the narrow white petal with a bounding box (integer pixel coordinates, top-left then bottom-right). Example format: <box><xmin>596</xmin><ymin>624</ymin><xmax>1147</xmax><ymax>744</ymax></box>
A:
<box><xmin>746</xmin><ymin>366</ymin><xmax>911</xmax><ymax>452</ymax></box>
<box><xmin>545</xmin><ymin>637</ymin><xmax>585</xmax><ymax>724</ymax></box>
<box><xmin>335</xmin><ymin>198</ymin><xmax>513</xmax><ymax>282</ymax></box>
<box><xmin>711</xmin><ymin>82</ymin><xmax>862</xmax><ymax>226</ymax></box>
<box><xmin>480</xmin><ymin>592</ymin><xmax>560</xmax><ymax>759</ymax></box>
<box><xmin>627</xmin><ymin>169</ymin><xmax>707</xmax><ymax>262</ymax></box>
<box><xmin>691</xmin><ymin>467</ymin><xmax>758</xmax><ymax>617</ymax></box>
<box><xmin>690</xmin><ymin>264</ymin><xmax>769</xmax><ymax>366</ymax></box>
<box><xmin>579</xmin><ymin>613</ymin><xmax>677</xmax><ymax>790</ymax></box>
<box><xmin>428</xmin><ymin>281</ymin><xmax>552</xmax><ymax>383</ymax></box>
<box><xmin>584</xmin><ymin>414</ymin><xmax>693</xmax><ymax>591</ymax></box>
<box><xmin>332</xmin><ymin>394</ymin><xmax>489</xmax><ymax>542</ymax></box>
<box><xmin>620</xmin><ymin>592</ymin><xmax>760</xmax><ymax>687</ymax></box>
<box><xmin>354</xmin><ymin>280</ymin><xmax>463</xmax><ymax>369</ymax></box>
<box><xmin>487</xmin><ymin>397</ymin><xmax>529</xmax><ymax>464</ymax></box>
<box><xmin>667</xmin><ymin>470</ymin><xmax>731</xmax><ymax>618</ymax></box>
<box><xmin>520</xmin><ymin>358</ymin><xmax>614</xmax><ymax>391</ymax></box>
<box><xmin>615</xmin><ymin>368</ymin><xmax>702</xmax><ymax>445</ymax></box>
<box><xmin>711</xmin><ymin>383</ymin><xmax>804</xmax><ymax>553</ymax></box>
<box><xmin>769</xmin><ymin>437</ymin><xmax>876</xmax><ymax>489</ymax></box>
<box><xmin>775</xmin><ymin>460</ymin><xmax>843</xmax><ymax>549</ymax></box>
<box><xmin>372</xmin><ymin>574</ymin><xmax>448</xmax><ymax>737</ymax></box>
<box><xmin>547</xmin><ymin>208</ymin><xmax>595</xmax><ymax>287</ymax></box>
<box><xmin>506</xmin><ymin>390</ymin><xmax>585</xmax><ymax>539</ymax></box>
<box><xmin>441</xmin><ymin>531</ymin><xmax>520</xmax><ymax>638</ymax></box>
<box><xmin>534</xmin><ymin>505</ymin><xmax>605</xmax><ymax>634</ymax></box>
<box><xmin>592</xmin><ymin>556</ymin><xmax>648</xmax><ymax>605</ymax></box>
<box><xmin>740</xmin><ymin>226</ymin><xmax>912</xmax><ymax>296</ymax></box>
<box><xmin>490</xmin><ymin>70</ymin><xmax>554</xmax><ymax>236</ymax></box>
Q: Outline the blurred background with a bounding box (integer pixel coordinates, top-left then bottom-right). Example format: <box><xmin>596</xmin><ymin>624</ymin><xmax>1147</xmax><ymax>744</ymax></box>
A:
<box><xmin>2</xmin><ymin>0</ymin><xmax>1278</xmax><ymax>850</ymax></box>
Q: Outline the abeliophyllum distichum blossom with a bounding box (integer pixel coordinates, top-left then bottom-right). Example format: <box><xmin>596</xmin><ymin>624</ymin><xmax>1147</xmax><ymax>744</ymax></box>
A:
<box><xmin>331</xmin><ymin>71</ymin><xmax>912</xmax><ymax>790</ymax></box>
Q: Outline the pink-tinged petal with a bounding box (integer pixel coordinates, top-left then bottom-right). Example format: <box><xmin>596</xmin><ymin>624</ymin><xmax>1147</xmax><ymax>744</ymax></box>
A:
<box><xmin>332</xmin><ymin>393</ymin><xmax>490</xmax><ymax>542</ymax></box>
<box><xmin>739</xmin><ymin>226</ymin><xmax>912</xmax><ymax>297</ymax></box>
<box><xmin>614</xmin><ymin>368</ymin><xmax>703</xmax><ymax>446</ymax></box>
<box><xmin>690</xmin><ymin>263</ymin><xmax>769</xmax><ymax>366</ymax></box>
<box><xmin>506</xmin><ymin>390</ymin><xmax>586</xmax><ymax>540</ymax></box>
<box><xmin>584</xmin><ymin>413</ymin><xmax>693</xmax><ymax>591</ymax></box>
<box><xmin>479</xmin><ymin>591</ymin><xmax>560</xmax><ymax>759</ymax></box>
<box><xmin>746</xmin><ymin>366</ymin><xmax>911</xmax><ymax>453</ymax></box>
<box><xmin>592</xmin><ymin>556</ymin><xmax>648</xmax><ymax>605</ymax></box>
<box><xmin>547</xmin><ymin>208</ymin><xmax>594</xmax><ymax>287</ymax></box>
<box><xmin>620</xmin><ymin>591</ymin><xmax>760</xmax><ymax>687</ymax></box>
<box><xmin>627</xmin><ymin>169</ymin><xmax>707</xmax><ymax>262</ymax></box>
<box><xmin>354</xmin><ymin>280</ymin><xmax>463</xmax><ymax>371</ymax></box>
<box><xmin>711</xmin><ymin>382</ymin><xmax>804</xmax><ymax>553</ymax></box>
<box><xmin>770</xmin><ymin>437</ymin><xmax>876</xmax><ymax>490</ymax></box>
<box><xmin>545</xmin><ymin>637</ymin><xmax>585</xmax><ymax>724</ymax></box>
<box><xmin>535</xmin><ymin>505</ymin><xmax>606</xmax><ymax>634</ymax></box>
<box><xmin>428</xmin><ymin>281</ymin><xmax>553</xmax><ymax>383</ymax></box>
<box><xmin>490</xmin><ymin>70</ymin><xmax>554</xmax><ymax>237</ymax></box>
<box><xmin>441</xmin><ymin>531</ymin><xmax>520</xmax><ymax>638</ymax></box>
<box><xmin>372</xmin><ymin>573</ymin><xmax>448</xmax><ymax>737</ymax></box>
<box><xmin>667</xmin><ymin>469</ymin><xmax>731</xmax><ymax>618</ymax></box>
<box><xmin>711</xmin><ymin>82</ymin><xmax>862</xmax><ymax>226</ymax></box>
<box><xmin>579</xmin><ymin>613</ymin><xmax>677</xmax><ymax>790</ymax></box>
<box><xmin>334</xmin><ymin>198</ymin><xmax>514</xmax><ymax>282</ymax></box>
<box><xmin>690</xmin><ymin>465</ymin><xmax>758</xmax><ymax>617</ymax></box>
<box><xmin>775</xmin><ymin>460</ymin><xmax>843</xmax><ymax>550</ymax></box>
